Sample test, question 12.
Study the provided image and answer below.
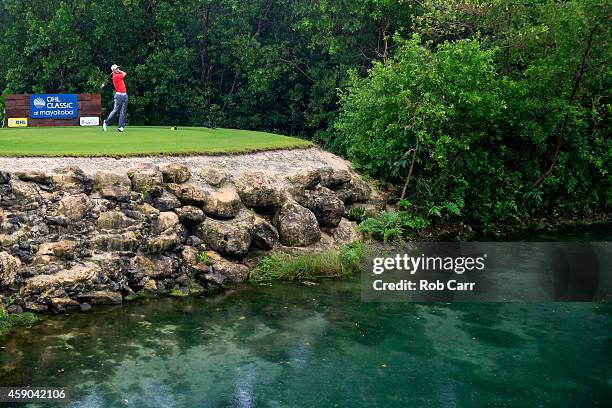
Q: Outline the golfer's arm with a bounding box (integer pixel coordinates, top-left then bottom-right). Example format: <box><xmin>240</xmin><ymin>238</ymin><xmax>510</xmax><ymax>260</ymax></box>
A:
<box><xmin>119</xmin><ymin>70</ymin><xmax>127</xmax><ymax>77</ymax></box>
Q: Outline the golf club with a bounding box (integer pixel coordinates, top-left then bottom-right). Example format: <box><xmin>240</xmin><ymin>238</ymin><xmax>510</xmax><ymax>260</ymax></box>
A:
<box><xmin>100</xmin><ymin>72</ymin><xmax>113</xmax><ymax>89</ymax></box>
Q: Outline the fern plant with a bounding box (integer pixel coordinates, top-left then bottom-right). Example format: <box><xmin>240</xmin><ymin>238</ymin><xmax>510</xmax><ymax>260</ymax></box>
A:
<box><xmin>358</xmin><ymin>211</ymin><xmax>430</xmax><ymax>242</ymax></box>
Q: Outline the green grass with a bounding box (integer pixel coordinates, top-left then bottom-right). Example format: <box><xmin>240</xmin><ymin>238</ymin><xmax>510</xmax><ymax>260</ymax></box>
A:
<box><xmin>0</xmin><ymin>126</ymin><xmax>311</xmax><ymax>156</ymax></box>
<box><xmin>249</xmin><ymin>241</ymin><xmax>364</xmax><ymax>282</ymax></box>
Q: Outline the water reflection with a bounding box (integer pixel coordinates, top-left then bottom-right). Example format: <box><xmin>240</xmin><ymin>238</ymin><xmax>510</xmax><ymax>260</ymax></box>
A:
<box><xmin>0</xmin><ymin>280</ymin><xmax>610</xmax><ymax>407</ymax></box>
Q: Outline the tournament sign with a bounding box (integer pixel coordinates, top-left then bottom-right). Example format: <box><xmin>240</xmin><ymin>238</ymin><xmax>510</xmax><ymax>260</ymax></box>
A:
<box><xmin>8</xmin><ymin>118</ymin><xmax>28</xmax><ymax>127</ymax></box>
<box><xmin>30</xmin><ymin>94</ymin><xmax>78</xmax><ymax>119</ymax></box>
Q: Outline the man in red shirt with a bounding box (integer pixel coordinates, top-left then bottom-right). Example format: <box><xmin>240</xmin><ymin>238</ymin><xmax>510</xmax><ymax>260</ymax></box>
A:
<box><xmin>102</xmin><ymin>64</ymin><xmax>128</xmax><ymax>132</ymax></box>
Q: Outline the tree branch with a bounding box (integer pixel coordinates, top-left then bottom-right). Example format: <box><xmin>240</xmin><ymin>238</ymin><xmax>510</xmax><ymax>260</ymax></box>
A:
<box><xmin>532</xmin><ymin>25</ymin><xmax>598</xmax><ymax>189</ymax></box>
<box><xmin>400</xmin><ymin>136</ymin><xmax>419</xmax><ymax>200</ymax></box>
<box><xmin>279</xmin><ymin>58</ymin><xmax>315</xmax><ymax>82</ymax></box>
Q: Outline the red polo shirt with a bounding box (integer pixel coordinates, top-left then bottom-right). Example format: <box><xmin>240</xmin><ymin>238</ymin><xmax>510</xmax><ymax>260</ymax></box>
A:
<box><xmin>112</xmin><ymin>73</ymin><xmax>127</xmax><ymax>93</ymax></box>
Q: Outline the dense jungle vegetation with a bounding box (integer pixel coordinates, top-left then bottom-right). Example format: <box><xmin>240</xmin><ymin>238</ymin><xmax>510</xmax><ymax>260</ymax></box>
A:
<box><xmin>0</xmin><ymin>0</ymin><xmax>609</xmax><ymax>229</ymax></box>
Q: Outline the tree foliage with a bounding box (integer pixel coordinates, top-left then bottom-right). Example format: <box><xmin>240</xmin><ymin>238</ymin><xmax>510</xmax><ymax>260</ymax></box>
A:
<box><xmin>334</xmin><ymin>0</ymin><xmax>610</xmax><ymax>226</ymax></box>
<box><xmin>0</xmin><ymin>0</ymin><xmax>608</xmax><ymax>227</ymax></box>
<box><xmin>0</xmin><ymin>0</ymin><xmax>410</xmax><ymax>134</ymax></box>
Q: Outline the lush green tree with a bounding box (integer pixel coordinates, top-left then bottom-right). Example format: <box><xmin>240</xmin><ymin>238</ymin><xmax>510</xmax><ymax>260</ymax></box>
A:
<box><xmin>335</xmin><ymin>36</ymin><xmax>515</xmax><ymax>223</ymax></box>
<box><xmin>333</xmin><ymin>0</ymin><xmax>610</xmax><ymax>226</ymax></box>
<box><xmin>0</xmin><ymin>0</ymin><xmax>608</xmax><ymax>227</ymax></box>
<box><xmin>0</xmin><ymin>0</ymin><xmax>412</xmax><ymax>134</ymax></box>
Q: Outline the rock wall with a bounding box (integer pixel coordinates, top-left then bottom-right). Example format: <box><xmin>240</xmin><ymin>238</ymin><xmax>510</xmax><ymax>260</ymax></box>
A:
<box><xmin>0</xmin><ymin>159</ymin><xmax>383</xmax><ymax>312</ymax></box>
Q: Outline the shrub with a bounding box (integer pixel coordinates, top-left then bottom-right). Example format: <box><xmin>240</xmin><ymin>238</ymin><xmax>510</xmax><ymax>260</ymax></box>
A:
<box><xmin>333</xmin><ymin>23</ymin><xmax>610</xmax><ymax>227</ymax></box>
<box><xmin>358</xmin><ymin>211</ymin><xmax>429</xmax><ymax>242</ymax></box>
<box><xmin>249</xmin><ymin>241</ymin><xmax>363</xmax><ymax>282</ymax></box>
<box><xmin>0</xmin><ymin>309</ymin><xmax>38</xmax><ymax>337</ymax></box>
<box><xmin>346</xmin><ymin>206</ymin><xmax>377</xmax><ymax>223</ymax></box>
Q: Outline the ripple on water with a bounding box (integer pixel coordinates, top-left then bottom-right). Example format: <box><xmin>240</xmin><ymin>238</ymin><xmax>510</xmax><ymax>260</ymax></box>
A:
<box><xmin>0</xmin><ymin>277</ymin><xmax>610</xmax><ymax>407</ymax></box>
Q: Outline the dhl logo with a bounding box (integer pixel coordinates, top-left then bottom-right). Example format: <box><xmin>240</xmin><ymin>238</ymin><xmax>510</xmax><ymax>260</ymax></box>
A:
<box><xmin>8</xmin><ymin>118</ymin><xmax>28</xmax><ymax>127</ymax></box>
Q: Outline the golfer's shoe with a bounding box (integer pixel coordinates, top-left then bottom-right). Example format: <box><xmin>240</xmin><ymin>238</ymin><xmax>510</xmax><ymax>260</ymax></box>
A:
<box><xmin>102</xmin><ymin>120</ymin><xmax>107</xmax><ymax>131</ymax></box>
<box><xmin>118</xmin><ymin>127</ymin><xmax>124</xmax><ymax>132</ymax></box>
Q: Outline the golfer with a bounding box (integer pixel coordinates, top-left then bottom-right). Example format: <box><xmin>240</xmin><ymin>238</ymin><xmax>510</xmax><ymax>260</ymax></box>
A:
<box><xmin>103</xmin><ymin>64</ymin><xmax>128</xmax><ymax>132</ymax></box>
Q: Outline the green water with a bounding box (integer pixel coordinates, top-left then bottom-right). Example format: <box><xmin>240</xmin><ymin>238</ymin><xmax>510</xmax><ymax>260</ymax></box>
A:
<box><xmin>1</xmin><ymin>230</ymin><xmax>611</xmax><ymax>407</ymax></box>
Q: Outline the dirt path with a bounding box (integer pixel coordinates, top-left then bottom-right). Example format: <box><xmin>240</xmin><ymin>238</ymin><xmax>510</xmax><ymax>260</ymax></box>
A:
<box><xmin>0</xmin><ymin>147</ymin><xmax>352</xmax><ymax>177</ymax></box>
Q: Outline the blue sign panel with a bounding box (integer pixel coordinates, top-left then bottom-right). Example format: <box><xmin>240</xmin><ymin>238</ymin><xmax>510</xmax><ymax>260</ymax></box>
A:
<box><xmin>30</xmin><ymin>94</ymin><xmax>78</xmax><ymax>119</ymax></box>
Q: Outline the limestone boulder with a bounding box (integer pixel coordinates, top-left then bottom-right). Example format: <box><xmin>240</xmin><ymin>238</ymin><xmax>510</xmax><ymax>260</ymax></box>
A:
<box><xmin>36</xmin><ymin>240</ymin><xmax>77</xmax><ymax>259</ymax></box>
<box><xmin>315</xmin><ymin>167</ymin><xmax>334</xmax><ymax>189</ymax></box>
<box><xmin>154</xmin><ymin>211</ymin><xmax>180</xmax><ymax>234</ymax></box>
<box><xmin>58</xmin><ymin>193</ymin><xmax>94</xmax><ymax>221</ymax></box>
<box><xmin>235</xmin><ymin>172</ymin><xmax>286</xmax><ymax>208</ymax></box>
<box><xmin>136</xmin><ymin>203</ymin><xmax>159</xmax><ymax>218</ymax></box>
<box><xmin>200</xmin><ymin>167</ymin><xmax>228</xmax><ymax>187</ymax></box>
<box><xmin>167</xmin><ymin>183</ymin><xmax>208</xmax><ymax>206</ymax></box>
<box><xmin>16</xmin><ymin>170</ymin><xmax>52</xmax><ymax>184</ymax></box>
<box><xmin>336</xmin><ymin>175</ymin><xmax>371</xmax><ymax>204</ymax></box>
<box><xmin>130</xmin><ymin>254</ymin><xmax>178</xmax><ymax>279</ymax></box>
<box><xmin>152</xmin><ymin>190</ymin><xmax>181</xmax><ymax>211</ymax></box>
<box><xmin>91</xmin><ymin>231</ymin><xmax>139</xmax><ymax>251</ymax></box>
<box><xmin>142</xmin><ymin>278</ymin><xmax>158</xmax><ymax>292</ymax></box>
<box><xmin>146</xmin><ymin>231</ymin><xmax>184</xmax><ymax>253</ymax></box>
<box><xmin>0</xmin><ymin>251</ymin><xmax>21</xmax><ymax>286</ymax></box>
<box><xmin>51</xmin><ymin>166</ymin><xmax>93</xmax><ymax>194</ymax></box>
<box><xmin>297</xmin><ymin>185</ymin><xmax>345</xmax><ymax>227</ymax></box>
<box><xmin>167</xmin><ymin>182</ymin><xmax>241</xmax><ymax>218</ymax></box>
<box><xmin>205</xmin><ymin>250</ymin><xmax>249</xmax><ymax>283</ymax></box>
<box><xmin>332</xmin><ymin>218</ymin><xmax>361</xmax><ymax>245</ymax></box>
<box><xmin>174</xmin><ymin>205</ymin><xmax>205</xmax><ymax>224</ymax></box>
<box><xmin>285</xmin><ymin>169</ymin><xmax>321</xmax><ymax>191</ymax></box>
<box><xmin>201</xmin><ymin>270</ymin><xmax>226</xmax><ymax>285</ymax></box>
<box><xmin>161</xmin><ymin>163</ymin><xmax>191</xmax><ymax>183</ymax></box>
<box><xmin>146</xmin><ymin>211</ymin><xmax>185</xmax><ymax>253</ymax></box>
<box><xmin>95</xmin><ymin>172</ymin><xmax>132</xmax><ymax>201</ymax></box>
<box><xmin>0</xmin><ymin>171</ymin><xmax>10</xmax><ymax>184</ymax></box>
<box><xmin>202</xmin><ymin>185</ymin><xmax>242</xmax><ymax>219</ymax></box>
<box><xmin>20</xmin><ymin>263</ymin><xmax>96</xmax><ymax>296</ymax></box>
<box><xmin>321</xmin><ymin>168</ymin><xmax>351</xmax><ymax>188</ymax></box>
<box><xmin>0</xmin><ymin>229</ymin><xmax>27</xmax><ymax>248</ymax></box>
<box><xmin>96</xmin><ymin>210</ymin><xmax>135</xmax><ymax>230</ymax></box>
<box><xmin>198</xmin><ymin>218</ymin><xmax>252</xmax><ymax>258</ymax></box>
<box><xmin>180</xmin><ymin>246</ymin><xmax>200</xmax><ymax>265</ymax></box>
<box><xmin>77</xmin><ymin>291</ymin><xmax>122</xmax><ymax>305</ymax></box>
<box><xmin>10</xmin><ymin>179</ymin><xmax>40</xmax><ymax>202</ymax></box>
<box><xmin>24</xmin><ymin>301</ymin><xmax>48</xmax><ymax>312</ymax></box>
<box><xmin>251</xmin><ymin>215</ymin><xmax>279</xmax><ymax>250</ymax></box>
<box><xmin>50</xmin><ymin>297</ymin><xmax>80</xmax><ymax>312</ymax></box>
<box><xmin>273</xmin><ymin>201</ymin><xmax>321</xmax><ymax>247</ymax></box>
<box><xmin>128</xmin><ymin>164</ymin><xmax>164</xmax><ymax>197</ymax></box>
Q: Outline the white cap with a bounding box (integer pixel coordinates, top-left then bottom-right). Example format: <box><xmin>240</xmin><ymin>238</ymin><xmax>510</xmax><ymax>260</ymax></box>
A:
<box><xmin>111</xmin><ymin>64</ymin><xmax>119</xmax><ymax>70</ymax></box>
